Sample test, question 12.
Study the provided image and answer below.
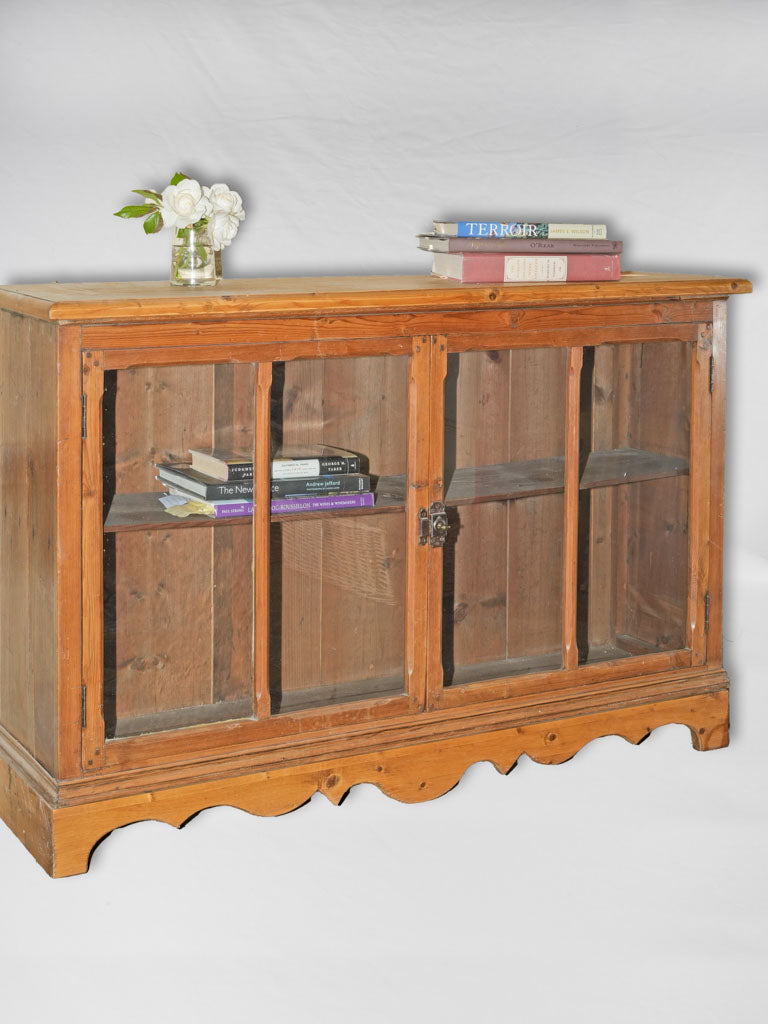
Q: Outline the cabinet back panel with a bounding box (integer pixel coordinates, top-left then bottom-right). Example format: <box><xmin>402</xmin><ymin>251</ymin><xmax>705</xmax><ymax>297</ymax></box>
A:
<box><xmin>107</xmin><ymin>525</ymin><xmax>253</xmax><ymax>732</ymax></box>
<box><xmin>107</xmin><ymin>363</ymin><xmax>256</xmax><ymax>497</ymax></box>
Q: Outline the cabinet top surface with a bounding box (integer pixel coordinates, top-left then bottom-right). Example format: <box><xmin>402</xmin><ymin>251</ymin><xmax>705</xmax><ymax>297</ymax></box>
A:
<box><xmin>0</xmin><ymin>272</ymin><xmax>751</xmax><ymax>323</ymax></box>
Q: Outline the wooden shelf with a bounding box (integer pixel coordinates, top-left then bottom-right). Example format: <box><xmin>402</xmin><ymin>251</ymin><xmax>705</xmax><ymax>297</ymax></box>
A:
<box><xmin>104</xmin><ymin>448</ymin><xmax>689</xmax><ymax>533</ymax></box>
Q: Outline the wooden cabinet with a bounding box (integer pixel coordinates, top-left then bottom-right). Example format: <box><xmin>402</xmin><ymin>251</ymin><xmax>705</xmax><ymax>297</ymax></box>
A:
<box><xmin>0</xmin><ymin>272</ymin><xmax>751</xmax><ymax>876</ymax></box>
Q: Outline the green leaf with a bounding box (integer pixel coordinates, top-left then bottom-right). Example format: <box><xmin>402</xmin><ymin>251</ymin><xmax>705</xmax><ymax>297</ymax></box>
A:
<box><xmin>143</xmin><ymin>210</ymin><xmax>163</xmax><ymax>234</ymax></box>
<box><xmin>114</xmin><ymin>204</ymin><xmax>153</xmax><ymax>219</ymax></box>
<box><xmin>170</xmin><ymin>171</ymin><xmax>189</xmax><ymax>186</ymax></box>
<box><xmin>132</xmin><ymin>189</ymin><xmax>162</xmax><ymax>203</ymax></box>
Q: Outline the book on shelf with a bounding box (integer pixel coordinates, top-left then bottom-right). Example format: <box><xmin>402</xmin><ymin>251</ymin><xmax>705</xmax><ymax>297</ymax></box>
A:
<box><xmin>271</xmin><ymin>445</ymin><xmax>362</xmax><ymax>479</ymax></box>
<box><xmin>159</xmin><ymin>491</ymin><xmax>375</xmax><ymax>519</ymax></box>
<box><xmin>433</xmin><ymin>221</ymin><xmax>608</xmax><ymax>239</ymax></box>
<box><xmin>271</xmin><ymin>473</ymin><xmax>370</xmax><ymax>497</ymax></box>
<box><xmin>158</xmin><ymin>462</ymin><xmax>370</xmax><ymax>498</ymax></box>
<box><xmin>418</xmin><ymin>234</ymin><xmax>622</xmax><ymax>255</ymax></box>
<box><xmin>187</xmin><ymin>448</ymin><xmax>253</xmax><ymax>481</ymax></box>
<box><xmin>156</xmin><ymin>463</ymin><xmax>253</xmax><ymax>500</ymax></box>
<box><xmin>431</xmin><ymin>251</ymin><xmax>621</xmax><ymax>284</ymax></box>
<box><xmin>189</xmin><ymin>444</ymin><xmax>362</xmax><ymax>481</ymax></box>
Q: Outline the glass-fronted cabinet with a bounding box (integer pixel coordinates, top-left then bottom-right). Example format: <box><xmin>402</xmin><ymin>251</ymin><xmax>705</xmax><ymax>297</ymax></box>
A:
<box><xmin>0</xmin><ymin>274</ymin><xmax>744</xmax><ymax>874</ymax></box>
<box><xmin>79</xmin><ymin>310</ymin><xmax>713</xmax><ymax>768</ymax></box>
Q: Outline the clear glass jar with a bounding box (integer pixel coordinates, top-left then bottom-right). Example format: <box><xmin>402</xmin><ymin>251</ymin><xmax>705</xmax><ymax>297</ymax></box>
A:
<box><xmin>170</xmin><ymin>223</ymin><xmax>218</xmax><ymax>286</ymax></box>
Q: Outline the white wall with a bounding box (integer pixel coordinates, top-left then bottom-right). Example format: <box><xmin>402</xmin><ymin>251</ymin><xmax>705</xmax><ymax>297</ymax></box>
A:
<box><xmin>1</xmin><ymin>1</ymin><xmax>766</xmax><ymax>1020</ymax></box>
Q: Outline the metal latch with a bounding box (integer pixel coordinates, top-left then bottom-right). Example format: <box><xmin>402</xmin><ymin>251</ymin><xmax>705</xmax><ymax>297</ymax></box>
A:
<box><xmin>418</xmin><ymin>501</ymin><xmax>449</xmax><ymax>547</ymax></box>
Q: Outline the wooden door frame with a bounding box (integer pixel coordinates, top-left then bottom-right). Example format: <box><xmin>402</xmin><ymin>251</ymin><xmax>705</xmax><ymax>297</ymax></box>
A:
<box><xmin>79</xmin><ymin>338</ymin><xmax>432</xmax><ymax>773</ymax></box>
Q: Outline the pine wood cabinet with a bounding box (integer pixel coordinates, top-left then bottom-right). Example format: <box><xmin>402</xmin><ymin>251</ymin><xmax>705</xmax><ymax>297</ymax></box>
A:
<box><xmin>0</xmin><ymin>272</ymin><xmax>751</xmax><ymax>876</ymax></box>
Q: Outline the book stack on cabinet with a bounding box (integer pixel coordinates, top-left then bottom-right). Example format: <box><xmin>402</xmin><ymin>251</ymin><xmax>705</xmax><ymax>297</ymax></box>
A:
<box><xmin>156</xmin><ymin>444</ymin><xmax>373</xmax><ymax>519</ymax></box>
<box><xmin>422</xmin><ymin>220</ymin><xmax>622</xmax><ymax>283</ymax></box>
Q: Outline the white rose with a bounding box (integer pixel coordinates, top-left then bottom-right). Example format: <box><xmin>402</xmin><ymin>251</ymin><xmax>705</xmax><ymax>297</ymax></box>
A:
<box><xmin>160</xmin><ymin>179</ymin><xmax>212</xmax><ymax>229</ymax></box>
<box><xmin>208</xmin><ymin>211</ymin><xmax>241</xmax><ymax>251</ymax></box>
<box><xmin>206</xmin><ymin>183</ymin><xmax>245</xmax><ymax>221</ymax></box>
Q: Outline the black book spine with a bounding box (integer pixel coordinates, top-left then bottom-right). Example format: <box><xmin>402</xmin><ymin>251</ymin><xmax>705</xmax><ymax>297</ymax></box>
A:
<box><xmin>272</xmin><ymin>455</ymin><xmax>362</xmax><ymax>477</ymax></box>
<box><xmin>200</xmin><ymin>480</ymin><xmax>254</xmax><ymax>499</ymax></box>
<box><xmin>270</xmin><ymin>474</ymin><xmax>370</xmax><ymax>497</ymax></box>
<box><xmin>223</xmin><ymin>464</ymin><xmax>254</xmax><ymax>481</ymax></box>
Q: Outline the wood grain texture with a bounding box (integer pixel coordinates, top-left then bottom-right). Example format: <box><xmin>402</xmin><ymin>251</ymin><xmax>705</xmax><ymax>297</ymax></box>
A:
<box><xmin>708</xmin><ymin>302</ymin><xmax>727</xmax><ymax>665</ymax></box>
<box><xmin>81</xmin><ymin>352</ymin><xmax>106</xmax><ymax>769</ymax></box>
<box><xmin>254</xmin><ymin>363</ymin><xmax>272</xmax><ymax>718</ymax></box>
<box><xmin>39</xmin><ymin>688</ymin><xmax>728</xmax><ymax>877</ymax></box>
<box><xmin>688</xmin><ymin>326</ymin><xmax>713</xmax><ymax>665</ymax></box>
<box><xmin>0</xmin><ymin>273</ymin><xmax>751</xmax><ymax>324</ymax></box>
<box><xmin>83</xmin><ymin>299</ymin><xmax>721</xmax><ymax>355</ymax></box>
<box><xmin>563</xmin><ymin>346</ymin><xmax>583</xmax><ymax>670</ymax></box>
<box><xmin>0</xmin><ymin>310</ymin><xmax>59</xmax><ymax>773</ymax></box>
<box><xmin>56</xmin><ymin>326</ymin><xmax>85</xmax><ymax>778</ymax></box>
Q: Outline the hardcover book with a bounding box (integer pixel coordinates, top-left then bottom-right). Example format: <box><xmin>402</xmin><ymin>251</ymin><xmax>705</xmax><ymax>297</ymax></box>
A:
<box><xmin>160</xmin><ymin>491</ymin><xmax>376</xmax><ymax>518</ymax></box>
<box><xmin>418</xmin><ymin>234</ymin><xmax>622</xmax><ymax>255</ymax></box>
<box><xmin>433</xmin><ymin>221</ymin><xmax>608</xmax><ymax>239</ymax></box>
<box><xmin>271</xmin><ymin>473</ymin><xmax>370</xmax><ymax>497</ymax></box>
<box><xmin>431</xmin><ymin>252</ymin><xmax>621</xmax><ymax>283</ymax></box>
<box><xmin>188</xmin><ymin>448</ymin><xmax>253</xmax><ymax>481</ymax></box>
<box><xmin>189</xmin><ymin>444</ymin><xmax>362</xmax><ymax>480</ymax></box>
<box><xmin>156</xmin><ymin>463</ymin><xmax>253</xmax><ymax>499</ymax></box>
<box><xmin>272</xmin><ymin>445</ymin><xmax>362</xmax><ymax>479</ymax></box>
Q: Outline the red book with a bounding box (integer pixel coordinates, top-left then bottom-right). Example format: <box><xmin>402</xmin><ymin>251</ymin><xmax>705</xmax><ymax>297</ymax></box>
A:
<box><xmin>432</xmin><ymin>251</ymin><xmax>621</xmax><ymax>283</ymax></box>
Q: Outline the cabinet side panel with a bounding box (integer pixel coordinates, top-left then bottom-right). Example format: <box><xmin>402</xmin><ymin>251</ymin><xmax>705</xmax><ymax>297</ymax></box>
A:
<box><xmin>0</xmin><ymin>310</ymin><xmax>57</xmax><ymax>772</ymax></box>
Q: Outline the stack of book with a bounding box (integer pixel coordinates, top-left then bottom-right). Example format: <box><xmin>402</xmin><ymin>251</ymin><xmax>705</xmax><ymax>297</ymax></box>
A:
<box><xmin>156</xmin><ymin>444</ymin><xmax>374</xmax><ymax>519</ymax></box>
<box><xmin>421</xmin><ymin>220</ymin><xmax>622</xmax><ymax>283</ymax></box>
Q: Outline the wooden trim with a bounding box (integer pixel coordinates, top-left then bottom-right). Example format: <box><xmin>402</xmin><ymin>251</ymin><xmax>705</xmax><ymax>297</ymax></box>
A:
<box><xmin>426</xmin><ymin>336</ymin><xmax>448</xmax><ymax>710</ymax></box>
<box><xmin>69</xmin><ymin>664</ymin><xmax>722</xmax><ymax>799</ymax></box>
<box><xmin>94</xmin><ymin>646</ymin><xmax>695</xmax><ymax>777</ymax></box>
<box><xmin>0</xmin><ymin>738</ymin><xmax>56</xmax><ymax>875</ymax></box>
<box><xmin>44</xmin><ymin>688</ymin><xmax>728</xmax><ymax>876</ymax></box>
<box><xmin>102</xmin><ymin>337</ymin><xmax>413</xmax><ymax>370</ymax></box>
<box><xmin>563</xmin><ymin>346</ymin><xmax>583</xmax><ymax>670</ymax></box>
<box><xmin>82</xmin><ymin>299</ymin><xmax>720</xmax><ymax>352</ymax></box>
<box><xmin>447</xmin><ymin>322</ymin><xmax>699</xmax><ymax>353</ymax></box>
<box><xmin>708</xmin><ymin>302</ymin><xmax>727</xmax><ymax>665</ymax></box>
<box><xmin>80</xmin><ymin>351</ymin><xmax>106</xmax><ymax>771</ymax></box>
<box><xmin>253</xmin><ymin>363</ymin><xmax>273</xmax><ymax>718</ymax></box>
<box><xmin>405</xmin><ymin>338</ymin><xmax>432</xmax><ymax>711</ymax></box>
<box><xmin>56</xmin><ymin>326</ymin><xmax>85</xmax><ymax>778</ymax></box>
<box><xmin>0</xmin><ymin>272</ymin><xmax>751</xmax><ymax>324</ymax></box>
<box><xmin>688</xmin><ymin>325</ymin><xmax>713</xmax><ymax>664</ymax></box>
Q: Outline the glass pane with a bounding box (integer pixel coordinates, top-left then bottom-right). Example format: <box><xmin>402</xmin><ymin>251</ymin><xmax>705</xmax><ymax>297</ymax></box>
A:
<box><xmin>268</xmin><ymin>356</ymin><xmax>408</xmax><ymax>712</ymax></box>
<box><xmin>102</xmin><ymin>363</ymin><xmax>255</xmax><ymax>737</ymax></box>
<box><xmin>579</xmin><ymin>340</ymin><xmax>691</xmax><ymax>662</ymax></box>
<box><xmin>442</xmin><ymin>347</ymin><xmax>567</xmax><ymax>686</ymax></box>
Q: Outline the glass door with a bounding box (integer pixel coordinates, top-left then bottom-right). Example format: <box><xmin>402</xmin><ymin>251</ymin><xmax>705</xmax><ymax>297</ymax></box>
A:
<box><xmin>82</xmin><ymin>339</ymin><xmax>426</xmax><ymax>765</ymax></box>
<box><xmin>99</xmin><ymin>359</ymin><xmax>258</xmax><ymax>740</ymax></box>
<box><xmin>267</xmin><ymin>353</ymin><xmax>413</xmax><ymax>714</ymax></box>
<box><xmin>439</xmin><ymin>345</ymin><xmax>568</xmax><ymax>687</ymax></box>
<box><xmin>432</xmin><ymin>332</ymin><xmax>703</xmax><ymax>702</ymax></box>
<box><xmin>578</xmin><ymin>339</ymin><xmax>693</xmax><ymax>663</ymax></box>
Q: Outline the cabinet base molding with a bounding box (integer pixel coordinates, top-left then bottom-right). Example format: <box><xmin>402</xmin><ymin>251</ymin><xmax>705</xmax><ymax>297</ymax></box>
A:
<box><xmin>1</xmin><ymin>688</ymin><xmax>728</xmax><ymax>877</ymax></box>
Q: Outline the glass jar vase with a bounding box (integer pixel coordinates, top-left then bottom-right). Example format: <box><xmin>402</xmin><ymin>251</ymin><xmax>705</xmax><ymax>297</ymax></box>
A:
<box><xmin>170</xmin><ymin>223</ymin><xmax>218</xmax><ymax>287</ymax></box>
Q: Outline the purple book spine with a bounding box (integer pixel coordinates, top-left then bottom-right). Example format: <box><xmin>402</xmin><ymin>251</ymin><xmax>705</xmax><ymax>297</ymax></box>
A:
<box><xmin>270</xmin><ymin>493</ymin><xmax>375</xmax><ymax>514</ymax></box>
<box><xmin>212</xmin><ymin>501</ymin><xmax>254</xmax><ymax>519</ymax></box>
<box><xmin>210</xmin><ymin>493</ymin><xmax>375</xmax><ymax>518</ymax></box>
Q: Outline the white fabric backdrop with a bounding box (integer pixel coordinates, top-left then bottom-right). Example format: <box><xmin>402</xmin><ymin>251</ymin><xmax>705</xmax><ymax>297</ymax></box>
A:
<box><xmin>1</xmin><ymin>1</ymin><xmax>766</xmax><ymax>1020</ymax></box>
